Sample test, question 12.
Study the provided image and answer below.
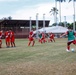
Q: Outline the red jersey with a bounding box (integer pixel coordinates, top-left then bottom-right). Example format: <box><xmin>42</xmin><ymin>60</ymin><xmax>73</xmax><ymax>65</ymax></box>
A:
<box><xmin>50</xmin><ymin>33</ymin><xmax>54</xmax><ymax>38</ymax></box>
<box><xmin>10</xmin><ymin>31</ymin><xmax>15</xmax><ymax>42</ymax></box>
<box><xmin>10</xmin><ymin>31</ymin><xmax>14</xmax><ymax>38</ymax></box>
<box><xmin>29</xmin><ymin>31</ymin><xmax>34</xmax><ymax>41</ymax></box>
<box><xmin>5</xmin><ymin>31</ymin><xmax>10</xmax><ymax>42</ymax></box>
<box><xmin>0</xmin><ymin>31</ymin><xmax>2</xmax><ymax>39</ymax></box>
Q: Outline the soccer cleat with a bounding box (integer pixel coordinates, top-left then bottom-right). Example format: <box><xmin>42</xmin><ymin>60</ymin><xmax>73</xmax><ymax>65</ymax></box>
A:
<box><xmin>66</xmin><ymin>49</ymin><xmax>70</xmax><ymax>52</ymax></box>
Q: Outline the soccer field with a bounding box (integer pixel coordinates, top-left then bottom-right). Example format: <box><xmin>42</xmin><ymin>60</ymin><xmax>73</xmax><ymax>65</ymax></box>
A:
<box><xmin>0</xmin><ymin>38</ymin><xmax>76</xmax><ymax>75</ymax></box>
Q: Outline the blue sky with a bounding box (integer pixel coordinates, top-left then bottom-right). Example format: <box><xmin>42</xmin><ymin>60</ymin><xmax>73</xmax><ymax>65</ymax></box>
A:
<box><xmin>0</xmin><ymin>0</ymin><xmax>76</xmax><ymax>25</ymax></box>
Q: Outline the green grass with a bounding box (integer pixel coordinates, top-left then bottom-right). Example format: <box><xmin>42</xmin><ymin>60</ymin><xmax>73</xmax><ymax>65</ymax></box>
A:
<box><xmin>0</xmin><ymin>38</ymin><xmax>76</xmax><ymax>75</ymax></box>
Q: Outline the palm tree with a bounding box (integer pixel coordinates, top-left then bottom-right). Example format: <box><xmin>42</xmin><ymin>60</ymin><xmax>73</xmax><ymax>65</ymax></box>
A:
<box><xmin>68</xmin><ymin>0</ymin><xmax>76</xmax><ymax>31</ymax></box>
<box><xmin>50</xmin><ymin>7</ymin><xmax>58</xmax><ymax>25</ymax></box>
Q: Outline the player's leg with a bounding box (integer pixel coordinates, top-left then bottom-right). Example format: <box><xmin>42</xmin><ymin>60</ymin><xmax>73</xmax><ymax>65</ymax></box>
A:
<box><xmin>67</xmin><ymin>41</ymin><xmax>72</xmax><ymax>51</ymax></box>
<box><xmin>40</xmin><ymin>38</ymin><xmax>43</xmax><ymax>43</ymax></box>
<box><xmin>28</xmin><ymin>41</ymin><xmax>31</xmax><ymax>46</ymax></box>
<box><xmin>28</xmin><ymin>37</ymin><xmax>31</xmax><ymax>46</ymax></box>
<box><xmin>73</xmin><ymin>40</ymin><xmax>76</xmax><ymax>45</ymax></box>
<box><xmin>6</xmin><ymin>39</ymin><xmax>8</xmax><ymax>47</ymax></box>
<box><xmin>50</xmin><ymin>38</ymin><xmax>52</xmax><ymax>42</ymax></box>
<box><xmin>32</xmin><ymin>40</ymin><xmax>35</xmax><ymax>46</ymax></box>
<box><xmin>53</xmin><ymin>38</ymin><xmax>55</xmax><ymax>42</ymax></box>
<box><xmin>43</xmin><ymin>38</ymin><xmax>46</xmax><ymax>43</ymax></box>
<box><xmin>48</xmin><ymin>38</ymin><xmax>50</xmax><ymax>42</ymax></box>
<box><xmin>12</xmin><ymin>38</ymin><xmax>16</xmax><ymax>47</ymax></box>
<box><xmin>10</xmin><ymin>40</ymin><xmax>13</xmax><ymax>47</ymax></box>
<box><xmin>43</xmin><ymin>38</ymin><xmax>45</xmax><ymax>43</ymax></box>
<box><xmin>31</xmin><ymin>37</ymin><xmax>35</xmax><ymax>46</ymax></box>
<box><xmin>44</xmin><ymin>38</ymin><xmax>47</xmax><ymax>42</ymax></box>
<box><xmin>8</xmin><ymin>41</ymin><xmax>10</xmax><ymax>47</ymax></box>
<box><xmin>13</xmin><ymin>41</ymin><xmax>16</xmax><ymax>47</ymax></box>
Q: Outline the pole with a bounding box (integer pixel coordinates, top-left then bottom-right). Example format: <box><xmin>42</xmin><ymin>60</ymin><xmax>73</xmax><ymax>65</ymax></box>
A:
<box><xmin>43</xmin><ymin>14</ymin><xmax>45</xmax><ymax>32</ymax></box>
<box><xmin>55</xmin><ymin>0</ymin><xmax>57</xmax><ymax>25</ymax></box>
<box><xmin>36</xmin><ymin>13</ymin><xmax>39</xmax><ymax>38</ymax></box>
<box><xmin>64</xmin><ymin>16</ymin><xmax>66</xmax><ymax>27</ymax></box>
<box><xmin>59</xmin><ymin>1</ymin><xmax>61</xmax><ymax>24</ymax></box>
<box><xmin>30</xmin><ymin>17</ymin><xmax>32</xmax><ymax>32</ymax></box>
<box><xmin>73</xmin><ymin>14</ymin><xmax>75</xmax><ymax>31</ymax></box>
<box><xmin>73</xmin><ymin>0</ymin><xmax>75</xmax><ymax>31</ymax></box>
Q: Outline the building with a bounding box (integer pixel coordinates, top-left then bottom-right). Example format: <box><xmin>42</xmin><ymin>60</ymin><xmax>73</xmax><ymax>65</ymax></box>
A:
<box><xmin>0</xmin><ymin>19</ymin><xmax>50</xmax><ymax>38</ymax></box>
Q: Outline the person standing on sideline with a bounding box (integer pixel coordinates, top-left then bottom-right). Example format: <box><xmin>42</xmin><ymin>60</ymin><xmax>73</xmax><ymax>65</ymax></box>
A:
<box><xmin>0</xmin><ymin>30</ymin><xmax>3</xmax><ymax>48</ymax></box>
<box><xmin>28</xmin><ymin>30</ymin><xmax>35</xmax><ymax>46</ymax></box>
<box><xmin>4</xmin><ymin>30</ymin><xmax>10</xmax><ymax>48</ymax></box>
<box><xmin>9</xmin><ymin>29</ymin><xmax>16</xmax><ymax>47</ymax></box>
<box><xmin>60</xmin><ymin>26</ymin><xmax>76</xmax><ymax>52</ymax></box>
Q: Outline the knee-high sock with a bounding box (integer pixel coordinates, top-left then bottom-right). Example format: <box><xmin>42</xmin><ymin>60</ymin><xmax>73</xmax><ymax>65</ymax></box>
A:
<box><xmin>67</xmin><ymin>46</ymin><xmax>70</xmax><ymax>50</ymax></box>
<box><xmin>28</xmin><ymin>41</ymin><xmax>31</xmax><ymax>46</ymax></box>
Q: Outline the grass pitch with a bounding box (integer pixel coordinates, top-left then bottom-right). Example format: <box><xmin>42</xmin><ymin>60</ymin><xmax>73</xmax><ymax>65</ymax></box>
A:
<box><xmin>0</xmin><ymin>38</ymin><xmax>76</xmax><ymax>75</ymax></box>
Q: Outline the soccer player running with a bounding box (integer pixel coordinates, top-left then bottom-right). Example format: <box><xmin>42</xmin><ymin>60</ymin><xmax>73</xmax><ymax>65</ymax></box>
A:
<box><xmin>40</xmin><ymin>32</ymin><xmax>47</xmax><ymax>43</ymax></box>
<box><xmin>48</xmin><ymin>32</ymin><xmax>55</xmax><ymax>42</ymax></box>
<box><xmin>9</xmin><ymin>29</ymin><xmax>16</xmax><ymax>47</ymax></box>
<box><xmin>28</xmin><ymin>30</ymin><xmax>35</xmax><ymax>46</ymax></box>
<box><xmin>0</xmin><ymin>30</ymin><xmax>3</xmax><ymax>48</ymax></box>
<box><xmin>60</xmin><ymin>26</ymin><xmax>76</xmax><ymax>52</ymax></box>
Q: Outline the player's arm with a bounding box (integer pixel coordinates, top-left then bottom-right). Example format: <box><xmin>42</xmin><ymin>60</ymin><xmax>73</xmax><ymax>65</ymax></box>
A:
<box><xmin>60</xmin><ymin>32</ymin><xmax>67</xmax><ymax>38</ymax></box>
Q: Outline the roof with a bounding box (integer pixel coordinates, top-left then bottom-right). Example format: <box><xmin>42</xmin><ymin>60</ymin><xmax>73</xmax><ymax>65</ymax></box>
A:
<box><xmin>0</xmin><ymin>19</ymin><xmax>50</xmax><ymax>27</ymax></box>
<box><xmin>34</xmin><ymin>26</ymin><xmax>68</xmax><ymax>34</ymax></box>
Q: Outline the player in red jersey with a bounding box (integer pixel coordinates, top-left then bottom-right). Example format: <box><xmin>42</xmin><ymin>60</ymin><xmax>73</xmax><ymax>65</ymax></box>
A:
<box><xmin>28</xmin><ymin>30</ymin><xmax>35</xmax><ymax>46</ymax></box>
<box><xmin>5</xmin><ymin>30</ymin><xmax>10</xmax><ymax>48</ymax></box>
<box><xmin>0</xmin><ymin>30</ymin><xmax>3</xmax><ymax>48</ymax></box>
<box><xmin>9</xmin><ymin>29</ymin><xmax>16</xmax><ymax>47</ymax></box>
<box><xmin>48</xmin><ymin>32</ymin><xmax>55</xmax><ymax>42</ymax></box>
<box><xmin>40</xmin><ymin>32</ymin><xmax>47</xmax><ymax>43</ymax></box>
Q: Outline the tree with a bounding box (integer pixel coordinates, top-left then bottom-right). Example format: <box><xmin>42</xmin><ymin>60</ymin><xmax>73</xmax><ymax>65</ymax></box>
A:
<box><xmin>50</xmin><ymin>7</ymin><xmax>58</xmax><ymax>25</ymax></box>
<box><xmin>2</xmin><ymin>16</ymin><xmax>12</xmax><ymax>20</ymax></box>
<box><xmin>8</xmin><ymin>16</ymin><xmax>12</xmax><ymax>20</ymax></box>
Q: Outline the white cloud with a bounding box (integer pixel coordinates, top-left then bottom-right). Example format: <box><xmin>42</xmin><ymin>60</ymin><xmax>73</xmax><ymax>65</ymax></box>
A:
<box><xmin>61</xmin><ymin>2</ymin><xmax>74</xmax><ymax>16</ymax></box>
<box><xmin>0</xmin><ymin>1</ymin><xmax>75</xmax><ymax>25</ymax></box>
<box><xmin>11</xmin><ymin>2</ymin><xmax>55</xmax><ymax>20</ymax></box>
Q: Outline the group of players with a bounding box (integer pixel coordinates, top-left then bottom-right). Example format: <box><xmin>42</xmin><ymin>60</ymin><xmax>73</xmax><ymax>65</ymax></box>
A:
<box><xmin>28</xmin><ymin>26</ymin><xmax>76</xmax><ymax>52</ymax></box>
<box><xmin>0</xmin><ymin>29</ymin><xmax>16</xmax><ymax>48</ymax></box>
<box><xmin>0</xmin><ymin>29</ymin><xmax>55</xmax><ymax>48</ymax></box>
<box><xmin>0</xmin><ymin>26</ymin><xmax>76</xmax><ymax>52</ymax></box>
<box><xmin>28</xmin><ymin>30</ymin><xmax>55</xmax><ymax>46</ymax></box>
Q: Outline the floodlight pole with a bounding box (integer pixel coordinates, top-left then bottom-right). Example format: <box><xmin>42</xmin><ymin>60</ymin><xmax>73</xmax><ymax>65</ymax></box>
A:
<box><xmin>36</xmin><ymin>13</ymin><xmax>39</xmax><ymax>38</ymax></box>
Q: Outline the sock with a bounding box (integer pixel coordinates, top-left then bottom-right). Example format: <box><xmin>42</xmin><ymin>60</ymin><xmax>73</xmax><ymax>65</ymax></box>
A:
<box><xmin>67</xmin><ymin>46</ymin><xmax>70</xmax><ymax>50</ymax></box>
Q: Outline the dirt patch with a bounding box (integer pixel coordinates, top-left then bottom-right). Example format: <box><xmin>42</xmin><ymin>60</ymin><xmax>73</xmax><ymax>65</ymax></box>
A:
<box><xmin>0</xmin><ymin>62</ymin><xmax>76</xmax><ymax>75</ymax></box>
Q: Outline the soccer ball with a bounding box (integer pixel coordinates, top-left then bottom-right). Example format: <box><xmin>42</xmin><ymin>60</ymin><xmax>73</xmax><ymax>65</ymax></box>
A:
<box><xmin>71</xmin><ymin>48</ymin><xmax>75</xmax><ymax>52</ymax></box>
